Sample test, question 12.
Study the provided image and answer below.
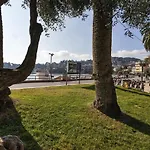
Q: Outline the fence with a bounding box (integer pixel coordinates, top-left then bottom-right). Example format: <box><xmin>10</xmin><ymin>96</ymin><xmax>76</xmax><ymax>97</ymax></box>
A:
<box><xmin>26</xmin><ymin>73</ymin><xmax>93</xmax><ymax>81</ymax></box>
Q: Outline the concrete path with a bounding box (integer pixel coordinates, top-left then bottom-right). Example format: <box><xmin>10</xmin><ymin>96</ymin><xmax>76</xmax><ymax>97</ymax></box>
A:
<box><xmin>10</xmin><ymin>80</ymin><xmax>94</xmax><ymax>90</ymax></box>
<box><xmin>144</xmin><ymin>83</ymin><xmax>150</xmax><ymax>93</ymax></box>
<box><xmin>9</xmin><ymin>80</ymin><xmax>150</xmax><ymax>93</ymax></box>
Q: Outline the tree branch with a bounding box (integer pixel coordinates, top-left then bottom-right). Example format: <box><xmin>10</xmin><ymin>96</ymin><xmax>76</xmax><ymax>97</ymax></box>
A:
<box><xmin>0</xmin><ymin>0</ymin><xmax>43</xmax><ymax>90</ymax></box>
<box><xmin>0</xmin><ymin>0</ymin><xmax>8</xmax><ymax>6</ymax></box>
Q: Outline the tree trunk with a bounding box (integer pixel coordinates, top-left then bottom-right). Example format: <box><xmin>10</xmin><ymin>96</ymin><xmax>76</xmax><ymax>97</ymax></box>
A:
<box><xmin>0</xmin><ymin>7</ymin><xmax>3</xmax><ymax>68</ymax></box>
<box><xmin>92</xmin><ymin>3</ymin><xmax>121</xmax><ymax>118</ymax></box>
<box><xmin>0</xmin><ymin>0</ymin><xmax>42</xmax><ymax>91</ymax></box>
<box><xmin>0</xmin><ymin>87</ymin><xmax>13</xmax><ymax>111</ymax></box>
<box><xmin>0</xmin><ymin>0</ymin><xmax>43</xmax><ymax>111</ymax></box>
<box><xmin>0</xmin><ymin>0</ymin><xmax>8</xmax><ymax>6</ymax></box>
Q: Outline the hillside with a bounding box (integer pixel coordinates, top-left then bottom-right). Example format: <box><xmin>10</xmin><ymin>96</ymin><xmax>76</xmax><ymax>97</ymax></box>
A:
<box><xmin>112</xmin><ymin>57</ymin><xmax>141</xmax><ymax>66</ymax></box>
<box><xmin>4</xmin><ymin>57</ymin><xmax>141</xmax><ymax>74</ymax></box>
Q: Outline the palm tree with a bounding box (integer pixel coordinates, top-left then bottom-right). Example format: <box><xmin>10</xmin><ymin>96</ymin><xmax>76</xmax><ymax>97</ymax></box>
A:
<box><xmin>143</xmin><ymin>33</ymin><xmax>150</xmax><ymax>51</ymax></box>
<box><xmin>144</xmin><ymin>56</ymin><xmax>150</xmax><ymax>65</ymax></box>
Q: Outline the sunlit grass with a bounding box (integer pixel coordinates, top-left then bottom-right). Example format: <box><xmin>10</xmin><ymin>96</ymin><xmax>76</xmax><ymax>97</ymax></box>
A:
<box><xmin>0</xmin><ymin>85</ymin><xmax>150</xmax><ymax>150</ymax></box>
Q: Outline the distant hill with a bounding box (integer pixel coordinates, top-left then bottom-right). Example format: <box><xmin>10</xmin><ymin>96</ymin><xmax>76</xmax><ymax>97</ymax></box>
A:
<box><xmin>4</xmin><ymin>57</ymin><xmax>141</xmax><ymax>74</ymax></box>
<box><xmin>112</xmin><ymin>57</ymin><xmax>141</xmax><ymax>67</ymax></box>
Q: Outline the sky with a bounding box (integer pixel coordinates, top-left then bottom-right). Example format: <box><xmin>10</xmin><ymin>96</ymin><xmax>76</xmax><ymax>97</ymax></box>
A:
<box><xmin>2</xmin><ymin>1</ymin><xmax>150</xmax><ymax>64</ymax></box>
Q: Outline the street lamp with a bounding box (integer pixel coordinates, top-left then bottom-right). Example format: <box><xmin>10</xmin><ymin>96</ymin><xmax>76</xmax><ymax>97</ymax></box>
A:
<box><xmin>49</xmin><ymin>53</ymin><xmax>54</xmax><ymax>80</ymax></box>
<box><xmin>140</xmin><ymin>61</ymin><xmax>145</xmax><ymax>82</ymax></box>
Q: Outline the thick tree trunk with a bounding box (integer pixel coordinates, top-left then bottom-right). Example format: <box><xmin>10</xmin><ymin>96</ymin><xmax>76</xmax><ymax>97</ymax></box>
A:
<box><xmin>0</xmin><ymin>23</ymin><xmax>43</xmax><ymax>91</ymax></box>
<box><xmin>0</xmin><ymin>0</ymin><xmax>43</xmax><ymax>111</ymax></box>
<box><xmin>0</xmin><ymin>0</ymin><xmax>8</xmax><ymax>6</ymax></box>
<box><xmin>0</xmin><ymin>1</ymin><xmax>10</xmax><ymax>112</ymax></box>
<box><xmin>0</xmin><ymin>87</ymin><xmax>13</xmax><ymax>111</ymax></box>
<box><xmin>92</xmin><ymin>3</ymin><xmax>121</xmax><ymax>117</ymax></box>
<box><xmin>0</xmin><ymin>0</ymin><xmax>42</xmax><ymax>90</ymax></box>
<box><xmin>0</xmin><ymin>7</ymin><xmax>3</xmax><ymax>68</ymax></box>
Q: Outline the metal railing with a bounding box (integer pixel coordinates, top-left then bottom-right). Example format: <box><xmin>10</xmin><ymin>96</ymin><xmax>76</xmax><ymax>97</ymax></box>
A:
<box><xmin>26</xmin><ymin>74</ymin><xmax>93</xmax><ymax>81</ymax></box>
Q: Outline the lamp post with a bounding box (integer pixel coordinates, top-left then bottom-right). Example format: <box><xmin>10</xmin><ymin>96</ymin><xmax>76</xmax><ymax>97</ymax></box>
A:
<box><xmin>49</xmin><ymin>53</ymin><xmax>54</xmax><ymax>80</ymax></box>
<box><xmin>140</xmin><ymin>61</ymin><xmax>145</xmax><ymax>82</ymax></box>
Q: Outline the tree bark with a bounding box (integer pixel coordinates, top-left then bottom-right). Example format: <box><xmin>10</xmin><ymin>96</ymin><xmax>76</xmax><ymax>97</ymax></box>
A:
<box><xmin>0</xmin><ymin>0</ymin><xmax>43</xmax><ymax>111</ymax></box>
<box><xmin>0</xmin><ymin>0</ymin><xmax>43</xmax><ymax>90</ymax></box>
<box><xmin>0</xmin><ymin>6</ymin><xmax>4</xmax><ymax>68</ymax></box>
<box><xmin>0</xmin><ymin>0</ymin><xmax>8</xmax><ymax>69</ymax></box>
<box><xmin>0</xmin><ymin>87</ymin><xmax>13</xmax><ymax>111</ymax></box>
<box><xmin>0</xmin><ymin>23</ymin><xmax>43</xmax><ymax>91</ymax></box>
<box><xmin>0</xmin><ymin>0</ymin><xmax>8</xmax><ymax>6</ymax></box>
<box><xmin>92</xmin><ymin>2</ymin><xmax>121</xmax><ymax>118</ymax></box>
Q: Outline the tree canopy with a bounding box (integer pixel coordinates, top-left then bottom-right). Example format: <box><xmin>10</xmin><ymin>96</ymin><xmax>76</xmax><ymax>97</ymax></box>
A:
<box><xmin>22</xmin><ymin>0</ymin><xmax>90</xmax><ymax>31</ymax></box>
<box><xmin>143</xmin><ymin>33</ymin><xmax>150</xmax><ymax>51</ymax></box>
<box><xmin>34</xmin><ymin>0</ymin><xmax>149</xmax><ymax>35</ymax></box>
<box><xmin>21</xmin><ymin>0</ymin><xmax>150</xmax><ymax>37</ymax></box>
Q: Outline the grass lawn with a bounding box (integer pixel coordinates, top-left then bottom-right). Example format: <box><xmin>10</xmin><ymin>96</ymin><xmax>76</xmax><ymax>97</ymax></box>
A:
<box><xmin>1</xmin><ymin>84</ymin><xmax>150</xmax><ymax>150</ymax></box>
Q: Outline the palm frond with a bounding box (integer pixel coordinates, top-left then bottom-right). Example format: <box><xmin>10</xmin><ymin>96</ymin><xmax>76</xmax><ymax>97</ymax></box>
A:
<box><xmin>143</xmin><ymin>33</ymin><xmax>150</xmax><ymax>51</ymax></box>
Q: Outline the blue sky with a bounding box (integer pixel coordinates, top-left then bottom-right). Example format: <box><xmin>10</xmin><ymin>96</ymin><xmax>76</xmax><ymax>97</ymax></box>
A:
<box><xmin>2</xmin><ymin>1</ymin><xmax>150</xmax><ymax>64</ymax></box>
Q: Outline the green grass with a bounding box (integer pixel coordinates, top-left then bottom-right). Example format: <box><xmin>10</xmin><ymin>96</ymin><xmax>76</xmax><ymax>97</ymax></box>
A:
<box><xmin>1</xmin><ymin>84</ymin><xmax>150</xmax><ymax>150</ymax></box>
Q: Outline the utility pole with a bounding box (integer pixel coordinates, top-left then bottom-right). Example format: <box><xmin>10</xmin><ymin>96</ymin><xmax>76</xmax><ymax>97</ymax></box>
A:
<box><xmin>49</xmin><ymin>53</ymin><xmax>54</xmax><ymax>80</ymax></box>
<box><xmin>140</xmin><ymin>61</ymin><xmax>143</xmax><ymax>82</ymax></box>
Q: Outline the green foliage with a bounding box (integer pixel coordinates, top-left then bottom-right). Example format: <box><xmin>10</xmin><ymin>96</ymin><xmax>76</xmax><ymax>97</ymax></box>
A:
<box><xmin>143</xmin><ymin>33</ymin><xmax>150</xmax><ymax>51</ymax></box>
<box><xmin>4</xmin><ymin>0</ymin><xmax>11</xmax><ymax>6</ymax></box>
<box><xmin>23</xmin><ymin>0</ymin><xmax>90</xmax><ymax>32</ymax></box>
<box><xmin>119</xmin><ymin>0</ymin><xmax>149</xmax><ymax>30</ymax></box>
<box><xmin>144</xmin><ymin>56</ymin><xmax>150</xmax><ymax>64</ymax></box>
<box><xmin>22</xmin><ymin>0</ymin><xmax>149</xmax><ymax>36</ymax></box>
<box><xmin>1</xmin><ymin>85</ymin><xmax>150</xmax><ymax>149</ymax></box>
<box><xmin>110</xmin><ymin>0</ymin><xmax>149</xmax><ymax>38</ymax></box>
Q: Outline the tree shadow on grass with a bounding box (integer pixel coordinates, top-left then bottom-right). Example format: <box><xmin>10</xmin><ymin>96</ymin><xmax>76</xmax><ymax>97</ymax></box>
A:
<box><xmin>116</xmin><ymin>86</ymin><xmax>150</xmax><ymax>97</ymax></box>
<box><xmin>117</xmin><ymin>113</ymin><xmax>150</xmax><ymax>136</ymax></box>
<box><xmin>82</xmin><ymin>84</ymin><xmax>150</xmax><ymax>136</ymax></box>
<box><xmin>0</xmin><ymin>101</ymin><xmax>42</xmax><ymax>150</ymax></box>
<box><xmin>82</xmin><ymin>84</ymin><xmax>95</xmax><ymax>91</ymax></box>
<box><xmin>82</xmin><ymin>84</ymin><xmax>150</xmax><ymax>97</ymax></box>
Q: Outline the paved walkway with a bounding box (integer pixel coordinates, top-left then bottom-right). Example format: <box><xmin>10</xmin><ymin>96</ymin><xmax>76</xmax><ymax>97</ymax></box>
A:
<box><xmin>10</xmin><ymin>80</ymin><xmax>94</xmax><ymax>90</ymax></box>
<box><xmin>10</xmin><ymin>80</ymin><xmax>150</xmax><ymax>93</ymax></box>
<box><xmin>144</xmin><ymin>83</ymin><xmax>150</xmax><ymax>93</ymax></box>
